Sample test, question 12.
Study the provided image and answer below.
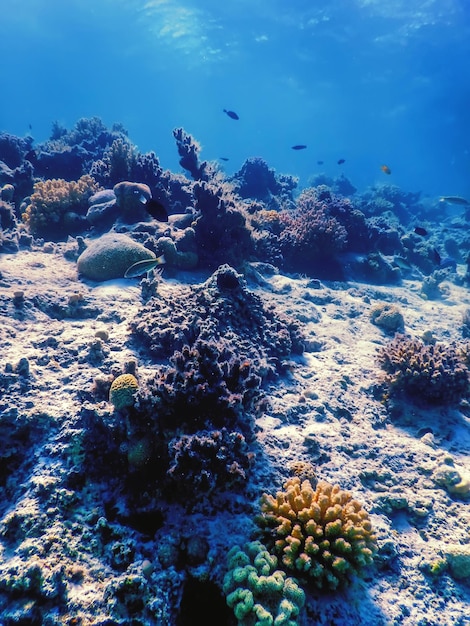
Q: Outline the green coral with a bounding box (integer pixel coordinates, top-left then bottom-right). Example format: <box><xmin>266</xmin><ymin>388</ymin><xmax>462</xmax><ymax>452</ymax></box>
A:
<box><xmin>77</xmin><ymin>233</ymin><xmax>156</xmax><ymax>281</ymax></box>
<box><xmin>223</xmin><ymin>540</ymin><xmax>305</xmax><ymax>626</ymax></box>
<box><xmin>22</xmin><ymin>174</ymin><xmax>100</xmax><ymax>237</ymax></box>
<box><xmin>256</xmin><ymin>477</ymin><xmax>377</xmax><ymax>590</ymax></box>
<box><xmin>109</xmin><ymin>374</ymin><xmax>139</xmax><ymax>411</ymax></box>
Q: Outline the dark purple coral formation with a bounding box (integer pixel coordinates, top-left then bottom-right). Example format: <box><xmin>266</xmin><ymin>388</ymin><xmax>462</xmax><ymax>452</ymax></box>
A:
<box><xmin>192</xmin><ymin>179</ymin><xmax>254</xmax><ymax>269</ymax></box>
<box><xmin>231</xmin><ymin>157</ymin><xmax>298</xmax><ymax>210</ymax></box>
<box><xmin>131</xmin><ymin>264</ymin><xmax>304</xmax><ymax>380</ymax></box>
<box><xmin>277</xmin><ymin>186</ymin><xmax>370</xmax><ymax>273</ymax></box>
<box><xmin>167</xmin><ymin>428</ymin><xmax>254</xmax><ymax>496</ymax></box>
<box><xmin>378</xmin><ymin>334</ymin><xmax>469</xmax><ymax>404</ymax></box>
<box><xmin>172</xmin><ymin>127</ymin><xmax>217</xmax><ymax>182</ymax></box>
<box><xmin>138</xmin><ymin>339</ymin><xmax>262</xmax><ymax>433</ymax></box>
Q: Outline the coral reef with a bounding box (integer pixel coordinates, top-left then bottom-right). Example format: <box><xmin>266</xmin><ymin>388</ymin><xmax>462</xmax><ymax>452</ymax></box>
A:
<box><xmin>0</xmin><ymin>132</ymin><xmax>33</xmax><ymax>169</ymax></box>
<box><xmin>192</xmin><ymin>178</ymin><xmax>255</xmax><ymax>269</ymax></box>
<box><xmin>22</xmin><ymin>174</ymin><xmax>100</xmax><ymax>238</ymax></box>
<box><xmin>167</xmin><ymin>428</ymin><xmax>254</xmax><ymax>496</ymax></box>
<box><xmin>223</xmin><ymin>540</ymin><xmax>305</xmax><ymax>626</ymax></box>
<box><xmin>277</xmin><ymin>186</ymin><xmax>370</xmax><ymax>274</ymax></box>
<box><xmin>231</xmin><ymin>157</ymin><xmax>298</xmax><ymax>210</ymax></box>
<box><xmin>109</xmin><ymin>374</ymin><xmax>139</xmax><ymax>411</ymax></box>
<box><xmin>77</xmin><ymin>233</ymin><xmax>156</xmax><ymax>281</ymax></box>
<box><xmin>130</xmin><ymin>264</ymin><xmax>304</xmax><ymax>379</ymax></box>
<box><xmin>378</xmin><ymin>334</ymin><xmax>469</xmax><ymax>404</ymax></box>
<box><xmin>137</xmin><ymin>339</ymin><xmax>262</xmax><ymax>433</ymax></box>
<box><xmin>172</xmin><ymin>127</ymin><xmax>216</xmax><ymax>181</ymax></box>
<box><xmin>138</xmin><ymin>339</ymin><xmax>260</xmax><ymax>432</ymax></box>
<box><xmin>256</xmin><ymin>477</ymin><xmax>377</xmax><ymax>590</ymax></box>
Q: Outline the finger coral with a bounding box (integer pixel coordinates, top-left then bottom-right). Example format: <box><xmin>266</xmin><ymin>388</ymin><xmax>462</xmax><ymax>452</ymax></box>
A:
<box><xmin>256</xmin><ymin>477</ymin><xmax>377</xmax><ymax>590</ymax></box>
<box><xmin>378</xmin><ymin>334</ymin><xmax>469</xmax><ymax>404</ymax></box>
<box><xmin>22</xmin><ymin>174</ymin><xmax>100</xmax><ymax>238</ymax></box>
<box><xmin>223</xmin><ymin>540</ymin><xmax>305</xmax><ymax>626</ymax></box>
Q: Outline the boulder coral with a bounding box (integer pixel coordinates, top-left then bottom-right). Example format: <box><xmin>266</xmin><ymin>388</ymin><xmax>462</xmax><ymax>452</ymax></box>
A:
<box><xmin>113</xmin><ymin>181</ymin><xmax>151</xmax><ymax>222</ymax></box>
<box><xmin>369</xmin><ymin>302</ymin><xmax>405</xmax><ymax>334</ymax></box>
<box><xmin>22</xmin><ymin>174</ymin><xmax>100</xmax><ymax>238</ymax></box>
<box><xmin>109</xmin><ymin>374</ymin><xmax>139</xmax><ymax>411</ymax></box>
<box><xmin>256</xmin><ymin>477</ymin><xmax>377</xmax><ymax>590</ymax></box>
<box><xmin>378</xmin><ymin>334</ymin><xmax>469</xmax><ymax>404</ymax></box>
<box><xmin>77</xmin><ymin>233</ymin><xmax>156</xmax><ymax>281</ymax></box>
<box><xmin>223</xmin><ymin>540</ymin><xmax>305</xmax><ymax>626</ymax></box>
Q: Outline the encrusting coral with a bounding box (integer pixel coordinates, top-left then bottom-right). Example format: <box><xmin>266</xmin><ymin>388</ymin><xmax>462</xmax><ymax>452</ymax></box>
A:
<box><xmin>22</xmin><ymin>174</ymin><xmax>100</xmax><ymax>238</ymax></box>
<box><xmin>378</xmin><ymin>334</ymin><xmax>469</xmax><ymax>404</ymax></box>
<box><xmin>255</xmin><ymin>477</ymin><xmax>377</xmax><ymax>590</ymax></box>
<box><xmin>223</xmin><ymin>540</ymin><xmax>305</xmax><ymax>626</ymax></box>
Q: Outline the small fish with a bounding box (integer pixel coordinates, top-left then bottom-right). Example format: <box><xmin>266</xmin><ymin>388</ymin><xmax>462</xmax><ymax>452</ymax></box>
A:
<box><xmin>414</xmin><ymin>226</ymin><xmax>428</xmax><ymax>236</ymax></box>
<box><xmin>291</xmin><ymin>145</ymin><xmax>307</xmax><ymax>150</ymax></box>
<box><xmin>439</xmin><ymin>195</ymin><xmax>470</xmax><ymax>206</ymax></box>
<box><xmin>381</xmin><ymin>164</ymin><xmax>391</xmax><ymax>175</ymax></box>
<box><xmin>317</xmin><ymin>160</ymin><xmax>324</xmax><ymax>165</ymax></box>
<box><xmin>142</xmin><ymin>198</ymin><xmax>168</xmax><ymax>222</ymax></box>
<box><xmin>124</xmin><ymin>255</ymin><xmax>166</xmax><ymax>279</ymax></box>
<box><xmin>433</xmin><ymin>248</ymin><xmax>441</xmax><ymax>265</ymax></box>
<box><xmin>219</xmin><ymin>157</ymin><xmax>229</xmax><ymax>161</ymax></box>
<box><xmin>337</xmin><ymin>159</ymin><xmax>345</xmax><ymax>165</ymax></box>
<box><xmin>393</xmin><ymin>256</ymin><xmax>413</xmax><ymax>271</ymax></box>
<box><xmin>223</xmin><ymin>109</ymin><xmax>239</xmax><ymax>120</ymax></box>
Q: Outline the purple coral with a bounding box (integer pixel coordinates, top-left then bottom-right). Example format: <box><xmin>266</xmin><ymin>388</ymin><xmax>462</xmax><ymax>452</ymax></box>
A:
<box><xmin>166</xmin><ymin>428</ymin><xmax>254</xmax><ymax>496</ymax></box>
<box><xmin>231</xmin><ymin>157</ymin><xmax>298</xmax><ymax>208</ymax></box>
<box><xmin>139</xmin><ymin>339</ymin><xmax>261</xmax><ymax>432</ymax></box>
<box><xmin>378</xmin><ymin>334</ymin><xmax>469</xmax><ymax>404</ymax></box>
<box><xmin>192</xmin><ymin>180</ymin><xmax>254</xmax><ymax>269</ymax></box>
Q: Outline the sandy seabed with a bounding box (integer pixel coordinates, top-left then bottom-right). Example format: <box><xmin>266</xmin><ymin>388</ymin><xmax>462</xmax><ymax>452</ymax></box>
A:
<box><xmin>0</xmin><ymin>243</ymin><xmax>469</xmax><ymax>626</ymax></box>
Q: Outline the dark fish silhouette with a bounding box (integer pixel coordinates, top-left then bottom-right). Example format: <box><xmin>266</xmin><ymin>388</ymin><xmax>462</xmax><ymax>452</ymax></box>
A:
<box><xmin>142</xmin><ymin>198</ymin><xmax>168</xmax><ymax>222</ymax></box>
<box><xmin>337</xmin><ymin>159</ymin><xmax>345</xmax><ymax>164</ymax></box>
<box><xmin>223</xmin><ymin>109</ymin><xmax>239</xmax><ymax>120</ymax></box>
<box><xmin>381</xmin><ymin>164</ymin><xmax>391</xmax><ymax>175</ymax></box>
<box><xmin>219</xmin><ymin>157</ymin><xmax>229</xmax><ymax>161</ymax></box>
<box><xmin>414</xmin><ymin>226</ymin><xmax>428</xmax><ymax>236</ymax></box>
<box><xmin>291</xmin><ymin>145</ymin><xmax>307</xmax><ymax>150</ymax></box>
<box><xmin>317</xmin><ymin>160</ymin><xmax>324</xmax><ymax>165</ymax></box>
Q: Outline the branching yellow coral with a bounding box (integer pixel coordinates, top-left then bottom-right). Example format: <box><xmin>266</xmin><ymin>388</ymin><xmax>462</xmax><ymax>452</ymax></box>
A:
<box><xmin>256</xmin><ymin>477</ymin><xmax>377</xmax><ymax>590</ymax></box>
<box><xmin>22</xmin><ymin>174</ymin><xmax>100</xmax><ymax>237</ymax></box>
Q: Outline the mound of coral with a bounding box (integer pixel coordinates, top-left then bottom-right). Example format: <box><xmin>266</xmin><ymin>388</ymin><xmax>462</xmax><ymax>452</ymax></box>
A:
<box><xmin>255</xmin><ymin>477</ymin><xmax>377</xmax><ymax>590</ymax></box>
<box><xmin>378</xmin><ymin>334</ymin><xmax>469</xmax><ymax>404</ymax></box>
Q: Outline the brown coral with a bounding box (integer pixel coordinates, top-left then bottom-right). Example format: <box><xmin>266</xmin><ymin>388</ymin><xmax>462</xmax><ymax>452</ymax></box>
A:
<box><xmin>256</xmin><ymin>477</ymin><xmax>377</xmax><ymax>590</ymax></box>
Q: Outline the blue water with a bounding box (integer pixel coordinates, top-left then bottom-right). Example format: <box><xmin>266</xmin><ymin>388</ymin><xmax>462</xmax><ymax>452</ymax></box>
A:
<box><xmin>1</xmin><ymin>0</ymin><xmax>469</xmax><ymax>198</ymax></box>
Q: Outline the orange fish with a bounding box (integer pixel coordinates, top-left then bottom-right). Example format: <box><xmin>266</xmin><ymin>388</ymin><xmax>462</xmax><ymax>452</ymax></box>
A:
<box><xmin>381</xmin><ymin>164</ymin><xmax>391</xmax><ymax>175</ymax></box>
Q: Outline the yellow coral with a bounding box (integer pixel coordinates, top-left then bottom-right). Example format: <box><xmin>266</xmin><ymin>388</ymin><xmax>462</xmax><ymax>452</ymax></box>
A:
<box><xmin>257</xmin><ymin>477</ymin><xmax>377</xmax><ymax>589</ymax></box>
<box><xmin>109</xmin><ymin>373</ymin><xmax>139</xmax><ymax>411</ymax></box>
<box><xmin>22</xmin><ymin>174</ymin><xmax>100</xmax><ymax>237</ymax></box>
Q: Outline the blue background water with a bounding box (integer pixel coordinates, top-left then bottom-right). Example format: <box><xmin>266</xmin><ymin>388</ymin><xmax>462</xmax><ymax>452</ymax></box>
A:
<box><xmin>1</xmin><ymin>0</ymin><xmax>469</xmax><ymax>198</ymax></box>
